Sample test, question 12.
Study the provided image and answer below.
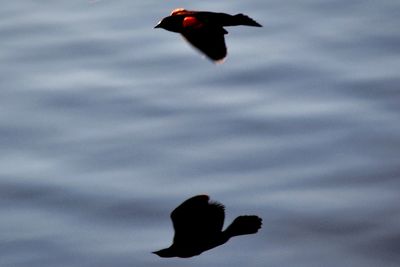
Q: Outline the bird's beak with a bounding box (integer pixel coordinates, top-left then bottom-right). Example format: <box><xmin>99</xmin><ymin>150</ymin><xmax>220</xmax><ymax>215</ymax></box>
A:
<box><xmin>154</xmin><ymin>22</ymin><xmax>161</xmax><ymax>29</ymax></box>
<box><xmin>152</xmin><ymin>251</ymin><xmax>160</xmax><ymax>256</ymax></box>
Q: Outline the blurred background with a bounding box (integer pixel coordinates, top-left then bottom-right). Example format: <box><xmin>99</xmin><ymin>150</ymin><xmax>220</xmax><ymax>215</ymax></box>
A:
<box><xmin>1</xmin><ymin>1</ymin><xmax>400</xmax><ymax>266</ymax></box>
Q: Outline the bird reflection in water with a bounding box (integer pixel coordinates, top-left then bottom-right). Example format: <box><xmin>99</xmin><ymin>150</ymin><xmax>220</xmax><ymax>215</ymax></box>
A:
<box><xmin>153</xmin><ymin>195</ymin><xmax>262</xmax><ymax>258</ymax></box>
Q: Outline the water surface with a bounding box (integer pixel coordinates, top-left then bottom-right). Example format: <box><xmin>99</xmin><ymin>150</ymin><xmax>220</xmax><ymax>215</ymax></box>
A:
<box><xmin>1</xmin><ymin>1</ymin><xmax>400</xmax><ymax>267</ymax></box>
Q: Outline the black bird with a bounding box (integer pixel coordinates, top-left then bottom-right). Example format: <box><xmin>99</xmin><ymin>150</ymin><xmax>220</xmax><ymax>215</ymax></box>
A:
<box><xmin>153</xmin><ymin>195</ymin><xmax>262</xmax><ymax>258</ymax></box>
<box><xmin>154</xmin><ymin>9</ymin><xmax>262</xmax><ymax>62</ymax></box>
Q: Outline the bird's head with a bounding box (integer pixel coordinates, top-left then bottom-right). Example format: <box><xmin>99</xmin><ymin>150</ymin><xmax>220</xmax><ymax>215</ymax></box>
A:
<box><xmin>154</xmin><ymin>16</ymin><xmax>183</xmax><ymax>33</ymax></box>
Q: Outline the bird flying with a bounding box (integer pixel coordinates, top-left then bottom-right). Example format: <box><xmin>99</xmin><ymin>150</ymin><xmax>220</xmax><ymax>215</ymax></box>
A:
<box><xmin>155</xmin><ymin>9</ymin><xmax>262</xmax><ymax>62</ymax></box>
<box><xmin>153</xmin><ymin>195</ymin><xmax>262</xmax><ymax>258</ymax></box>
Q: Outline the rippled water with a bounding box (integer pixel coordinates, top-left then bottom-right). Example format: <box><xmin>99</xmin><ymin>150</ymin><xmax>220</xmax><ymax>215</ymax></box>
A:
<box><xmin>1</xmin><ymin>1</ymin><xmax>400</xmax><ymax>267</ymax></box>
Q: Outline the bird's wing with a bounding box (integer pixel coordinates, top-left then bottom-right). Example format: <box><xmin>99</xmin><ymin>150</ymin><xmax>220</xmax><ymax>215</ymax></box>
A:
<box><xmin>171</xmin><ymin>8</ymin><xmax>194</xmax><ymax>16</ymax></box>
<box><xmin>171</xmin><ymin>195</ymin><xmax>225</xmax><ymax>244</ymax></box>
<box><xmin>179</xmin><ymin>16</ymin><xmax>227</xmax><ymax>61</ymax></box>
<box><xmin>181</xmin><ymin>27</ymin><xmax>227</xmax><ymax>61</ymax></box>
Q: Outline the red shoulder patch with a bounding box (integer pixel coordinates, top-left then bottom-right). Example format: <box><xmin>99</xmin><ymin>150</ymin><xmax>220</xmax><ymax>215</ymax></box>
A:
<box><xmin>183</xmin><ymin>16</ymin><xmax>204</xmax><ymax>29</ymax></box>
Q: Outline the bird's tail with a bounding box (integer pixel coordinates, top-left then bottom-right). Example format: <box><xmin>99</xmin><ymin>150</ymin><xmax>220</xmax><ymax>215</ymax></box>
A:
<box><xmin>224</xmin><ymin>215</ymin><xmax>262</xmax><ymax>238</ymax></box>
<box><xmin>232</xmin><ymin>14</ymin><xmax>262</xmax><ymax>27</ymax></box>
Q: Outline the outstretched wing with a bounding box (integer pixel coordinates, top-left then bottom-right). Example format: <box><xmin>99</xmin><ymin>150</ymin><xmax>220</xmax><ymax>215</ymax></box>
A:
<box><xmin>179</xmin><ymin>16</ymin><xmax>228</xmax><ymax>61</ymax></box>
<box><xmin>171</xmin><ymin>8</ymin><xmax>195</xmax><ymax>16</ymax></box>
<box><xmin>181</xmin><ymin>28</ymin><xmax>227</xmax><ymax>61</ymax></box>
<box><xmin>171</xmin><ymin>195</ymin><xmax>225</xmax><ymax>245</ymax></box>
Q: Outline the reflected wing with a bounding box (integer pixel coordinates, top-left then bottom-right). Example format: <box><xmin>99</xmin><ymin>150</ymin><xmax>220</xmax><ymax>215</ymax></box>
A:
<box><xmin>171</xmin><ymin>195</ymin><xmax>225</xmax><ymax>245</ymax></box>
<box><xmin>181</xmin><ymin>25</ymin><xmax>227</xmax><ymax>61</ymax></box>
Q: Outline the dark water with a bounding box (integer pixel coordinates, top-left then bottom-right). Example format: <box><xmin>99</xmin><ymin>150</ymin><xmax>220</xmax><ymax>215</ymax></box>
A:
<box><xmin>1</xmin><ymin>1</ymin><xmax>400</xmax><ymax>266</ymax></box>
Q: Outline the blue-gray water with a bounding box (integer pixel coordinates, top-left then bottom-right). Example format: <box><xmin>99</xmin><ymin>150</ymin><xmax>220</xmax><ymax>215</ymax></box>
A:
<box><xmin>1</xmin><ymin>1</ymin><xmax>400</xmax><ymax>266</ymax></box>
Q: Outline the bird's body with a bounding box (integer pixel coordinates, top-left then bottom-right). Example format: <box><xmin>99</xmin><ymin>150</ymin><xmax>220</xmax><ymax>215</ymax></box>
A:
<box><xmin>153</xmin><ymin>195</ymin><xmax>262</xmax><ymax>258</ymax></box>
<box><xmin>155</xmin><ymin>9</ymin><xmax>262</xmax><ymax>61</ymax></box>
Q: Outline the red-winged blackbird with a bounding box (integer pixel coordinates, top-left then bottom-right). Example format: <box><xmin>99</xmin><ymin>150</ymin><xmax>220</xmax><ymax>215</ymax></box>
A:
<box><xmin>155</xmin><ymin>9</ymin><xmax>262</xmax><ymax>62</ymax></box>
<box><xmin>153</xmin><ymin>195</ymin><xmax>262</xmax><ymax>258</ymax></box>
